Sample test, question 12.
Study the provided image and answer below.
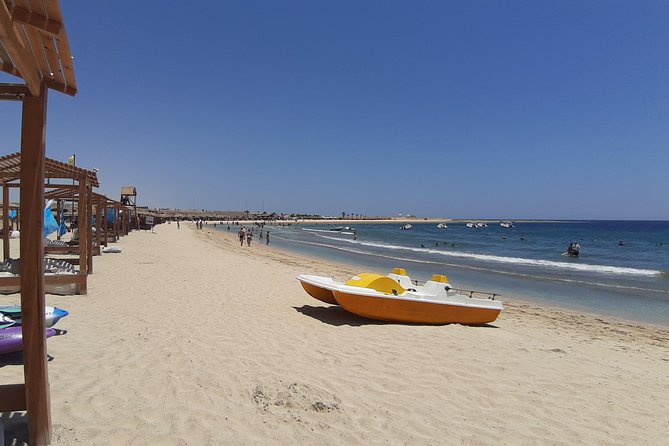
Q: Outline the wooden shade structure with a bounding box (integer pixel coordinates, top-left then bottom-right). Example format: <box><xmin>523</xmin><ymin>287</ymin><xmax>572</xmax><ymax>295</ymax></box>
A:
<box><xmin>0</xmin><ymin>153</ymin><xmax>99</xmax><ymax>293</ymax></box>
<box><xmin>1</xmin><ymin>1</ymin><xmax>77</xmax><ymax>444</ymax></box>
<box><xmin>120</xmin><ymin>186</ymin><xmax>138</xmax><ymax>230</ymax></box>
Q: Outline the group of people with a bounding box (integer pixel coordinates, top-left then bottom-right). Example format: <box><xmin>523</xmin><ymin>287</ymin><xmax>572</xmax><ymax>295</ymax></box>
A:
<box><xmin>238</xmin><ymin>226</ymin><xmax>270</xmax><ymax>247</ymax></box>
<box><xmin>566</xmin><ymin>241</ymin><xmax>581</xmax><ymax>257</ymax></box>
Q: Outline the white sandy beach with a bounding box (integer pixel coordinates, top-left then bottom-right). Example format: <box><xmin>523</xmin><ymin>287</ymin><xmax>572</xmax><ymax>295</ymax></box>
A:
<box><xmin>1</xmin><ymin>223</ymin><xmax>668</xmax><ymax>445</ymax></box>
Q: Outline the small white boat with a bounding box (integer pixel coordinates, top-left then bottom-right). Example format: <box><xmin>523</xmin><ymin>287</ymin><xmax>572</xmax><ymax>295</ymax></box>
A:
<box><xmin>500</xmin><ymin>221</ymin><xmax>514</xmax><ymax>228</ymax></box>
<box><xmin>466</xmin><ymin>222</ymin><xmax>475</xmax><ymax>228</ymax></box>
<box><xmin>401</xmin><ymin>224</ymin><xmax>412</xmax><ymax>230</ymax></box>
<box><xmin>436</xmin><ymin>223</ymin><xmax>447</xmax><ymax>229</ymax></box>
<box><xmin>475</xmin><ymin>222</ymin><xmax>487</xmax><ymax>228</ymax></box>
<box><xmin>330</xmin><ymin>226</ymin><xmax>355</xmax><ymax>233</ymax></box>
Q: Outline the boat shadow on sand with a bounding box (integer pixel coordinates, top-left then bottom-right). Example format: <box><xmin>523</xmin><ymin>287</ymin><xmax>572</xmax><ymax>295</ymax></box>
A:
<box><xmin>294</xmin><ymin>305</ymin><xmax>387</xmax><ymax>326</ymax></box>
<box><xmin>293</xmin><ymin>305</ymin><xmax>500</xmax><ymax>328</ymax></box>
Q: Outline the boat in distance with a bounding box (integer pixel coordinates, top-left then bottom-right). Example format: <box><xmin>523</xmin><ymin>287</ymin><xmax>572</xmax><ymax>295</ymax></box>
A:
<box><xmin>437</xmin><ymin>223</ymin><xmax>447</xmax><ymax>229</ymax></box>
<box><xmin>330</xmin><ymin>226</ymin><xmax>355</xmax><ymax>232</ymax></box>
<box><xmin>297</xmin><ymin>269</ymin><xmax>503</xmax><ymax>325</ymax></box>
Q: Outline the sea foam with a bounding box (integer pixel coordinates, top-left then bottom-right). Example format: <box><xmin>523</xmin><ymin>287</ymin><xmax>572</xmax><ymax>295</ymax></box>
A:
<box><xmin>317</xmin><ymin>235</ymin><xmax>662</xmax><ymax>277</ymax></box>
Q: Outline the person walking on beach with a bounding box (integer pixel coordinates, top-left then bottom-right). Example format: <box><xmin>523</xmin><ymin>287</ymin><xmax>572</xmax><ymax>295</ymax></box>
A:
<box><xmin>246</xmin><ymin>229</ymin><xmax>253</xmax><ymax>246</ymax></box>
<box><xmin>177</xmin><ymin>220</ymin><xmax>180</xmax><ymax>229</ymax></box>
<box><xmin>239</xmin><ymin>227</ymin><xmax>245</xmax><ymax>246</ymax></box>
<box><xmin>266</xmin><ymin>231</ymin><xmax>270</xmax><ymax>245</ymax></box>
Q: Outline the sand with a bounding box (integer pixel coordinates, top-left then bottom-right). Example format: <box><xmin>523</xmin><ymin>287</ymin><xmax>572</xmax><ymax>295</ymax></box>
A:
<box><xmin>1</xmin><ymin>223</ymin><xmax>668</xmax><ymax>445</ymax></box>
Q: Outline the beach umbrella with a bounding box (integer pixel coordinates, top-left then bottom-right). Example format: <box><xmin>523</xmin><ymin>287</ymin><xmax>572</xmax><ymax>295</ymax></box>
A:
<box><xmin>44</xmin><ymin>200</ymin><xmax>59</xmax><ymax>236</ymax></box>
<box><xmin>58</xmin><ymin>200</ymin><xmax>67</xmax><ymax>236</ymax></box>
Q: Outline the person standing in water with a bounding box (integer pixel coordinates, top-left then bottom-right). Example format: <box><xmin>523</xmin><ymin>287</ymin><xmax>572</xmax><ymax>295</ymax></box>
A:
<box><xmin>266</xmin><ymin>231</ymin><xmax>270</xmax><ymax>245</ymax></box>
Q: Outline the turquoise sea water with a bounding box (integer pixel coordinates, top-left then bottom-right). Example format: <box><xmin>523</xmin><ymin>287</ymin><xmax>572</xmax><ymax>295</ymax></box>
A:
<box><xmin>227</xmin><ymin>221</ymin><xmax>669</xmax><ymax>326</ymax></box>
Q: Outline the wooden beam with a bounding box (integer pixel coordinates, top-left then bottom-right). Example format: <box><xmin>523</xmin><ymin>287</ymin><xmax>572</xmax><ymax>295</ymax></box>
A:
<box><xmin>113</xmin><ymin>206</ymin><xmax>119</xmax><ymax>241</ymax></box>
<box><xmin>0</xmin><ymin>383</ymin><xmax>27</xmax><ymax>412</ymax></box>
<box><xmin>44</xmin><ymin>77</ymin><xmax>76</xmax><ymax>96</ymax></box>
<box><xmin>6</xmin><ymin>4</ymin><xmax>63</xmax><ymax>35</ymax></box>
<box><xmin>45</xmin><ymin>274</ymin><xmax>85</xmax><ymax>287</ymax></box>
<box><xmin>0</xmin><ymin>1</ymin><xmax>41</xmax><ymax>96</ymax></box>
<box><xmin>0</xmin><ymin>82</ymin><xmax>29</xmax><ymax>96</ymax></box>
<box><xmin>78</xmin><ymin>176</ymin><xmax>88</xmax><ymax>280</ymax></box>
<box><xmin>20</xmin><ymin>82</ymin><xmax>51</xmax><ymax>446</ymax></box>
<box><xmin>95</xmin><ymin>199</ymin><xmax>102</xmax><ymax>251</ymax></box>
<box><xmin>0</xmin><ymin>46</ymin><xmax>22</xmax><ymax>78</ymax></box>
<box><xmin>86</xmin><ymin>183</ymin><xmax>94</xmax><ymax>274</ymax></box>
<box><xmin>103</xmin><ymin>200</ymin><xmax>109</xmax><ymax>247</ymax></box>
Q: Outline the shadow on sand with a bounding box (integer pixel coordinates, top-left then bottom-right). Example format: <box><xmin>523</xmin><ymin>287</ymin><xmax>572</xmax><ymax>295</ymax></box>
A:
<box><xmin>0</xmin><ymin>352</ymin><xmax>54</xmax><ymax>368</ymax></box>
<box><xmin>294</xmin><ymin>305</ymin><xmax>500</xmax><ymax>328</ymax></box>
<box><xmin>294</xmin><ymin>305</ymin><xmax>387</xmax><ymax>327</ymax></box>
<box><xmin>1</xmin><ymin>411</ymin><xmax>29</xmax><ymax>446</ymax></box>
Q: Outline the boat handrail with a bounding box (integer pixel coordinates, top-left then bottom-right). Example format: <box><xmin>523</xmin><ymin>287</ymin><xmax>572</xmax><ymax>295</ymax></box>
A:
<box><xmin>451</xmin><ymin>288</ymin><xmax>501</xmax><ymax>300</ymax></box>
<box><xmin>410</xmin><ymin>280</ymin><xmax>500</xmax><ymax>300</ymax></box>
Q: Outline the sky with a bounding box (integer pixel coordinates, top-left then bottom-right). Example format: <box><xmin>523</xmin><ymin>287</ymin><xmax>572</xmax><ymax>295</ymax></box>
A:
<box><xmin>1</xmin><ymin>0</ymin><xmax>668</xmax><ymax>219</ymax></box>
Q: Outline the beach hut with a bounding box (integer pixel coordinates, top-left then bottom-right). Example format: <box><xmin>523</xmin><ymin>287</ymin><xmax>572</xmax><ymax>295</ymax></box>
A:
<box><xmin>0</xmin><ymin>1</ymin><xmax>78</xmax><ymax>443</ymax></box>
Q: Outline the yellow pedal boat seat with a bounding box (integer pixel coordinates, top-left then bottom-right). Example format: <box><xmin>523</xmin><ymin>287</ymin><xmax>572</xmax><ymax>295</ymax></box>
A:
<box><xmin>345</xmin><ymin>273</ymin><xmax>407</xmax><ymax>295</ymax></box>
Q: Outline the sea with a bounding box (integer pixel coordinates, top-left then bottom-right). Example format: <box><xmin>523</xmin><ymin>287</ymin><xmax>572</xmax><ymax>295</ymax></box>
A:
<box><xmin>228</xmin><ymin>220</ymin><xmax>669</xmax><ymax>327</ymax></box>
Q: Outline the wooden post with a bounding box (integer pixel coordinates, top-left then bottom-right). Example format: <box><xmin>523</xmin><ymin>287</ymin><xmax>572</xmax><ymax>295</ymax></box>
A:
<box><xmin>78</xmin><ymin>177</ymin><xmax>88</xmax><ymax>279</ymax></box>
<box><xmin>3</xmin><ymin>182</ymin><xmax>9</xmax><ymax>260</ymax></box>
<box><xmin>95</xmin><ymin>196</ymin><xmax>102</xmax><ymax>249</ymax></box>
<box><xmin>20</xmin><ymin>83</ymin><xmax>51</xmax><ymax>446</ymax></box>
<box><xmin>56</xmin><ymin>199</ymin><xmax>61</xmax><ymax>240</ymax></box>
<box><xmin>114</xmin><ymin>205</ymin><xmax>119</xmax><ymax>241</ymax></box>
<box><xmin>103</xmin><ymin>199</ymin><xmax>109</xmax><ymax>247</ymax></box>
<box><xmin>123</xmin><ymin>207</ymin><xmax>128</xmax><ymax>236</ymax></box>
<box><xmin>86</xmin><ymin>182</ymin><xmax>93</xmax><ymax>274</ymax></box>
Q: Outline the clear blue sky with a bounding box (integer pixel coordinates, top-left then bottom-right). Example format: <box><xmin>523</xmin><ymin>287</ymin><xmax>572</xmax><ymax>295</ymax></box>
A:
<box><xmin>2</xmin><ymin>1</ymin><xmax>668</xmax><ymax>219</ymax></box>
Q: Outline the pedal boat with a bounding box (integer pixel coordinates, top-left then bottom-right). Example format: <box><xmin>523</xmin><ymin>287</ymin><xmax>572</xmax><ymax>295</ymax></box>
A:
<box><xmin>332</xmin><ymin>273</ymin><xmax>503</xmax><ymax>325</ymax></box>
<box><xmin>296</xmin><ymin>275</ymin><xmax>339</xmax><ymax>304</ymax></box>
<box><xmin>297</xmin><ymin>268</ymin><xmax>416</xmax><ymax>305</ymax></box>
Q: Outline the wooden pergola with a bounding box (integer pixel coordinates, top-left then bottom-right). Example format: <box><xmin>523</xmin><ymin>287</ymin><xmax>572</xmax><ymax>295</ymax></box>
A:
<box><xmin>101</xmin><ymin>196</ymin><xmax>131</xmax><ymax>243</ymax></box>
<box><xmin>0</xmin><ymin>153</ymin><xmax>99</xmax><ymax>293</ymax></box>
<box><xmin>0</xmin><ymin>1</ymin><xmax>77</xmax><ymax>444</ymax></box>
